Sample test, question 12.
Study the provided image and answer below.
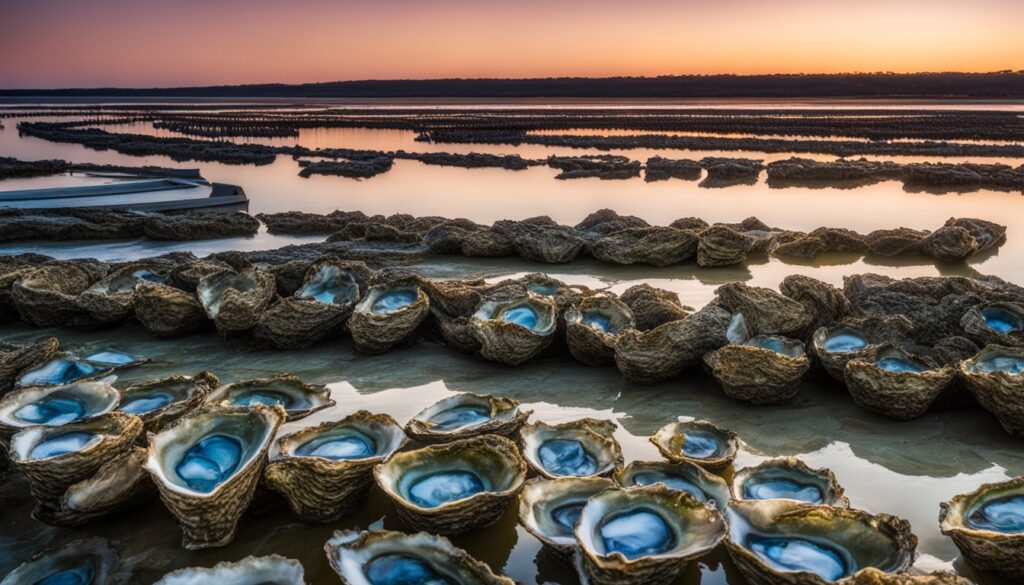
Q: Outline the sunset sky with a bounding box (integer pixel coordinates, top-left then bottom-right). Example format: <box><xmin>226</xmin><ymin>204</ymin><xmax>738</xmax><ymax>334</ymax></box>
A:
<box><xmin>1</xmin><ymin>0</ymin><xmax>1022</xmax><ymax>88</ymax></box>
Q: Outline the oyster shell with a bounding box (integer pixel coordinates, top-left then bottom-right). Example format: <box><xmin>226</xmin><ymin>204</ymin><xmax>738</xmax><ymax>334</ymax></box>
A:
<box><xmin>565</xmin><ymin>295</ymin><xmax>636</xmax><ymax>366</ymax></box>
<box><xmin>348</xmin><ymin>284</ymin><xmax>430</xmax><ymax>354</ymax></box>
<box><xmin>196</xmin><ymin>267</ymin><xmax>277</xmax><ymax>333</ymax></box>
<box><xmin>0</xmin><ymin>337</ymin><xmax>58</xmax><ymax>394</ymax></box>
<box><xmin>958</xmin><ymin>345</ymin><xmax>1024</xmax><ymax>435</ymax></box>
<box><xmin>614</xmin><ymin>461</ymin><xmax>730</xmax><ymax>510</ymax></box>
<box><xmin>812</xmin><ymin>325</ymin><xmax>872</xmax><ymax>382</ymax></box>
<box><xmin>844</xmin><ymin>344</ymin><xmax>955</xmax><ymax>420</ymax></box>
<box><xmin>732</xmin><ymin>457</ymin><xmax>849</xmax><ymax>507</ymax></box>
<box><xmin>471</xmin><ymin>294</ymin><xmax>558</xmax><ymax>365</ymax></box>
<box><xmin>520</xmin><ymin>418</ymin><xmax>623</xmax><ymax>479</ymax></box>
<box><xmin>650</xmin><ymin>420</ymin><xmax>739</xmax><ymax>471</ymax></box>
<box><xmin>0</xmin><ymin>537</ymin><xmax>118</xmax><ymax>585</ymax></box>
<box><xmin>78</xmin><ymin>262</ymin><xmax>169</xmax><ymax>324</ymax></box>
<box><xmin>725</xmin><ymin>499</ymin><xmax>916</xmax><ymax>585</ymax></box>
<box><xmin>8</xmin><ymin>412</ymin><xmax>143</xmax><ymax>514</ymax></box>
<box><xmin>11</xmin><ymin>261</ymin><xmax>106</xmax><ymax>327</ymax></box>
<box><xmin>518</xmin><ymin>477</ymin><xmax>617</xmax><ymax>560</ymax></box>
<box><xmin>133</xmin><ymin>281</ymin><xmax>208</xmax><ymax>338</ymax></box>
<box><xmin>374</xmin><ymin>434</ymin><xmax>527</xmax><ymax>534</ymax></box>
<box><xmin>205</xmin><ymin>373</ymin><xmax>334</xmax><ymax>422</ymax></box>
<box><xmin>254</xmin><ymin>258</ymin><xmax>370</xmax><ymax>349</ymax></box>
<box><xmin>263</xmin><ymin>410</ymin><xmax>407</xmax><ymax>522</ymax></box>
<box><xmin>143</xmin><ymin>403</ymin><xmax>284</xmax><ymax>549</ymax></box>
<box><xmin>153</xmin><ymin>555</ymin><xmax>306</xmax><ymax>585</ymax></box>
<box><xmin>16</xmin><ymin>354</ymin><xmax>113</xmax><ymax>387</ymax></box>
<box><xmin>574</xmin><ymin>485</ymin><xmax>727</xmax><ymax>585</ymax></box>
<box><xmin>405</xmin><ymin>392</ymin><xmax>531</xmax><ymax>444</ymax></box>
<box><xmin>960</xmin><ymin>302</ymin><xmax>1024</xmax><ymax>346</ymax></box>
<box><xmin>939</xmin><ymin>476</ymin><xmax>1024</xmax><ymax>581</ymax></box>
<box><xmin>45</xmin><ymin>447</ymin><xmax>154</xmax><ymax>527</ymax></box>
<box><xmin>843</xmin><ymin>569</ymin><xmax>971</xmax><ymax>584</ymax></box>
<box><xmin>324</xmin><ymin>529</ymin><xmax>514</xmax><ymax>585</ymax></box>
<box><xmin>705</xmin><ymin>332</ymin><xmax>810</xmax><ymax>405</ymax></box>
<box><xmin>117</xmin><ymin>371</ymin><xmax>219</xmax><ymax>432</ymax></box>
<box><xmin>0</xmin><ymin>380</ymin><xmax>120</xmax><ymax>439</ymax></box>
<box><xmin>613</xmin><ymin>304</ymin><xmax>732</xmax><ymax>384</ymax></box>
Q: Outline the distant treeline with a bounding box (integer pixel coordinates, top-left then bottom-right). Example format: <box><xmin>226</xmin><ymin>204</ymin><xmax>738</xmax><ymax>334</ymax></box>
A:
<box><xmin>3</xmin><ymin>72</ymin><xmax>1024</xmax><ymax>99</ymax></box>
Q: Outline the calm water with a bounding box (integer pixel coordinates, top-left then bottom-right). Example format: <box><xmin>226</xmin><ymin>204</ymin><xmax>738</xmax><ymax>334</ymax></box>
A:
<box><xmin>1</xmin><ymin>100</ymin><xmax>1022</xmax><ymax>584</ymax></box>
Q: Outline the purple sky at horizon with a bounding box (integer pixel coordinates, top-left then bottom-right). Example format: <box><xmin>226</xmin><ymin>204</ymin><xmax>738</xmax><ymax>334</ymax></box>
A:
<box><xmin>1</xmin><ymin>0</ymin><xmax>1022</xmax><ymax>88</ymax></box>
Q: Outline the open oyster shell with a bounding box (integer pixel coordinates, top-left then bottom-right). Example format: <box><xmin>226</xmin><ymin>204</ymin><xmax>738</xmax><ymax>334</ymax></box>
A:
<box><xmin>0</xmin><ymin>380</ymin><xmax>120</xmax><ymax>440</ymax></box>
<box><xmin>0</xmin><ymin>337</ymin><xmax>58</xmax><ymax>394</ymax></box>
<box><xmin>11</xmin><ymin>261</ymin><xmax>106</xmax><ymax>327</ymax></box>
<box><xmin>939</xmin><ymin>476</ymin><xmax>1024</xmax><ymax>581</ymax></box>
<box><xmin>348</xmin><ymin>284</ymin><xmax>430</xmax><ymax>354</ymax></box>
<box><xmin>614</xmin><ymin>460</ymin><xmax>730</xmax><ymax>510</ymax></box>
<box><xmin>565</xmin><ymin>295</ymin><xmax>636</xmax><ymax>366</ymax></box>
<box><xmin>324</xmin><ymin>529</ymin><xmax>514</xmax><ymax>585</ymax></box>
<box><xmin>117</xmin><ymin>371</ymin><xmax>219</xmax><ymax>432</ymax></box>
<box><xmin>705</xmin><ymin>334</ymin><xmax>810</xmax><ymax>405</ymax></box>
<box><xmin>374</xmin><ymin>434</ymin><xmax>527</xmax><ymax>534</ymax></box>
<box><xmin>958</xmin><ymin>345</ymin><xmax>1024</xmax><ymax>435</ymax></box>
<box><xmin>254</xmin><ymin>257</ymin><xmax>371</xmax><ymax>349</ymax></box>
<box><xmin>133</xmin><ymin>281</ymin><xmax>208</xmax><ymax>338</ymax></box>
<box><xmin>574</xmin><ymin>485</ymin><xmax>727</xmax><ymax>585</ymax></box>
<box><xmin>518</xmin><ymin>476</ymin><xmax>617</xmax><ymax>560</ymax></box>
<box><xmin>143</xmin><ymin>403</ymin><xmax>285</xmax><ymax>549</ymax></box>
<box><xmin>811</xmin><ymin>316</ymin><xmax>914</xmax><ymax>382</ymax></box>
<box><xmin>960</xmin><ymin>302</ymin><xmax>1024</xmax><ymax>347</ymax></box>
<box><xmin>0</xmin><ymin>537</ymin><xmax>118</xmax><ymax>585</ymax></box>
<box><xmin>519</xmin><ymin>418</ymin><xmax>623</xmax><ymax>479</ymax></box>
<box><xmin>650</xmin><ymin>420</ymin><xmax>739</xmax><ymax>471</ymax></box>
<box><xmin>153</xmin><ymin>555</ymin><xmax>306</xmax><ymax>585</ymax></box>
<box><xmin>196</xmin><ymin>267</ymin><xmax>277</xmax><ymax>333</ymax></box>
<box><xmin>844</xmin><ymin>344</ymin><xmax>955</xmax><ymax>420</ymax></box>
<box><xmin>205</xmin><ymin>373</ymin><xmax>334</xmax><ymax>422</ymax></box>
<box><xmin>725</xmin><ymin>499</ymin><xmax>916</xmax><ymax>585</ymax></box>
<box><xmin>16</xmin><ymin>354</ymin><xmax>114</xmax><ymax>388</ymax></box>
<box><xmin>264</xmin><ymin>410</ymin><xmax>407</xmax><ymax>522</ymax></box>
<box><xmin>9</xmin><ymin>412</ymin><xmax>142</xmax><ymax>514</ymax></box>
<box><xmin>732</xmin><ymin>457</ymin><xmax>849</xmax><ymax>507</ymax></box>
<box><xmin>471</xmin><ymin>294</ymin><xmax>558</xmax><ymax>365</ymax></box>
<box><xmin>44</xmin><ymin>446</ymin><xmax>154</xmax><ymax>527</ymax></box>
<box><xmin>78</xmin><ymin>261</ymin><xmax>169</xmax><ymax>324</ymax></box>
<box><xmin>405</xmin><ymin>392</ymin><xmax>531</xmax><ymax>444</ymax></box>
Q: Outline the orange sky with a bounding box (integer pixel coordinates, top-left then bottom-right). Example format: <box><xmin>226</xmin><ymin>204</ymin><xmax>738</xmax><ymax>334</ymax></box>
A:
<box><xmin>1</xmin><ymin>0</ymin><xmax>1022</xmax><ymax>88</ymax></box>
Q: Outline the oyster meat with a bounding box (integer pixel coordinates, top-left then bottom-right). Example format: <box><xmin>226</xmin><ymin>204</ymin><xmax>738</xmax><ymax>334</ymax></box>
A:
<box><xmin>520</xmin><ymin>419</ymin><xmax>623</xmax><ymax>479</ymax></box>
<box><xmin>650</xmin><ymin>420</ymin><xmax>739</xmax><ymax>471</ymax></box>
<box><xmin>614</xmin><ymin>460</ymin><xmax>730</xmax><ymax>510</ymax></box>
<box><xmin>348</xmin><ymin>284</ymin><xmax>430</xmax><ymax>354</ymax></box>
<box><xmin>205</xmin><ymin>373</ymin><xmax>334</xmax><ymax>422</ymax></box>
<box><xmin>844</xmin><ymin>345</ymin><xmax>955</xmax><ymax>420</ymax></box>
<box><xmin>959</xmin><ymin>345</ymin><xmax>1024</xmax><ymax>435</ymax></box>
<box><xmin>471</xmin><ymin>295</ymin><xmax>558</xmax><ymax>365</ymax></box>
<box><xmin>732</xmin><ymin>457</ymin><xmax>849</xmax><ymax>507</ymax></box>
<box><xmin>940</xmin><ymin>476</ymin><xmax>1024</xmax><ymax>580</ymax></box>
<box><xmin>405</xmin><ymin>392</ymin><xmax>531</xmax><ymax>444</ymax></box>
<box><xmin>565</xmin><ymin>295</ymin><xmax>636</xmax><ymax>366</ymax></box>
<box><xmin>518</xmin><ymin>476</ymin><xmax>617</xmax><ymax>559</ymax></box>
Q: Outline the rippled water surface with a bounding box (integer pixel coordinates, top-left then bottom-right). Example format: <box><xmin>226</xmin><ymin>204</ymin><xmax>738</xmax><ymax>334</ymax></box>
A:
<box><xmin>1</xmin><ymin>100</ymin><xmax>1023</xmax><ymax>584</ymax></box>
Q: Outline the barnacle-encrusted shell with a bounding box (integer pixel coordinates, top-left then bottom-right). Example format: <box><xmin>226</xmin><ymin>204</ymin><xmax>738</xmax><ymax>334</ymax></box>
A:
<box><xmin>565</xmin><ymin>295</ymin><xmax>636</xmax><ymax>366</ymax></box>
<box><xmin>574</xmin><ymin>485</ymin><xmax>727</xmax><ymax>585</ymax></box>
<box><xmin>254</xmin><ymin>258</ymin><xmax>369</xmax><ymax>349</ymax></box>
<box><xmin>0</xmin><ymin>337</ymin><xmax>58</xmax><ymax>394</ymax></box>
<box><xmin>11</xmin><ymin>261</ymin><xmax>106</xmax><ymax>327</ymax></box>
<box><xmin>650</xmin><ymin>420</ymin><xmax>739</xmax><ymax>471</ymax></box>
<box><xmin>78</xmin><ymin>262</ymin><xmax>168</xmax><ymax>324</ymax></box>
<box><xmin>614</xmin><ymin>461</ymin><xmax>730</xmax><ymax>510</ymax></box>
<box><xmin>939</xmin><ymin>476</ymin><xmax>1024</xmax><ymax>581</ymax></box>
<box><xmin>143</xmin><ymin>404</ymin><xmax>284</xmax><ymax>549</ymax></box>
<box><xmin>520</xmin><ymin>418</ymin><xmax>623</xmax><ymax>479</ymax></box>
<box><xmin>844</xmin><ymin>344</ymin><xmax>955</xmax><ymax>420</ymax></box>
<box><xmin>614</xmin><ymin>304</ymin><xmax>732</xmax><ymax>384</ymax></box>
<box><xmin>324</xmin><ymin>529</ymin><xmax>514</xmax><ymax>585</ymax></box>
<box><xmin>471</xmin><ymin>295</ymin><xmax>558</xmax><ymax>365</ymax></box>
<box><xmin>843</xmin><ymin>569</ymin><xmax>971</xmax><ymax>584</ymax></box>
<box><xmin>405</xmin><ymin>392</ymin><xmax>531</xmax><ymax>444</ymax></box>
<box><xmin>812</xmin><ymin>325</ymin><xmax>872</xmax><ymax>382</ymax></box>
<box><xmin>133</xmin><ymin>281</ymin><xmax>208</xmax><ymax>338</ymax></box>
<box><xmin>348</xmin><ymin>284</ymin><xmax>430</xmax><ymax>354</ymax></box>
<box><xmin>373</xmin><ymin>434</ymin><xmax>527</xmax><ymax>534</ymax></box>
<box><xmin>9</xmin><ymin>412</ymin><xmax>142</xmax><ymax>513</ymax></box>
<box><xmin>264</xmin><ymin>411</ymin><xmax>406</xmax><ymax>522</ymax></box>
<box><xmin>704</xmin><ymin>335</ymin><xmax>810</xmax><ymax>405</ymax></box>
<box><xmin>0</xmin><ymin>537</ymin><xmax>118</xmax><ymax>585</ymax></box>
<box><xmin>960</xmin><ymin>302</ymin><xmax>1024</xmax><ymax>347</ymax></box>
<box><xmin>0</xmin><ymin>380</ymin><xmax>120</xmax><ymax>439</ymax></box>
<box><xmin>958</xmin><ymin>345</ymin><xmax>1024</xmax><ymax>435</ymax></box>
<box><xmin>153</xmin><ymin>555</ymin><xmax>306</xmax><ymax>585</ymax></box>
<box><xmin>117</xmin><ymin>371</ymin><xmax>219</xmax><ymax>432</ymax></box>
<box><xmin>732</xmin><ymin>457</ymin><xmax>849</xmax><ymax>507</ymax></box>
<box><xmin>725</xmin><ymin>499</ymin><xmax>916</xmax><ymax>585</ymax></box>
<box><xmin>196</xmin><ymin>267</ymin><xmax>277</xmax><ymax>333</ymax></box>
<box><xmin>518</xmin><ymin>477</ymin><xmax>617</xmax><ymax>560</ymax></box>
<box><xmin>205</xmin><ymin>373</ymin><xmax>334</xmax><ymax>422</ymax></box>
<box><xmin>44</xmin><ymin>447</ymin><xmax>153</xmax><ymax>527</ymax></box>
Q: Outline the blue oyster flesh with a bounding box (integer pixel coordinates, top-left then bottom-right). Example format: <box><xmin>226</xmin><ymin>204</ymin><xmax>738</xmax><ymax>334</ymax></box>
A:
<box><xmin>19</xmin><ymin>358</ymin><xmax>103</xmax><ymax>387</ymax></box>
<box><xmin>230</xmin><ymin>390</ymin><xmax>296</xmax><ymax>409</ymax></box>
<box><xmin>119</xmin><ymin>392</ymin><xmax>174</xmax><ymax>415</ymax></box>
<box><xmin>981</xmin><ymin>307</ymin><xmax>1023</xmax><ymax>335</ymax></box>
<box><xmin>175</xmin><ymin>435</ymin><xmax>243</xmax><ymax>493</ymax></box>
<box><xmin>969</xmin><ymin>353</ymin><xmax>1024</xmax><ymax>375</ymax></box>
<box><xmin>599</xmin><ymin>509</ymin><xmax>676</xmax><ymax>560</ymax></box>
<box><xmin>538</xmin><ymin>439</ymin><xmax>597</xmax><ymax>477</ymax></box>
<box><xmin>747</xmin><ymin>536</ymin><xmax>850</xmax><ymax>581</ymax></box>
<box><xmin>822</xmin><ymin>329</ymin><xmax>868</xmax><ymax>353</ymax></box>
<box><xmin>874</xmin><ymin>357</ymin><xmax>925</xmax><ymax>374</ymax></box>
<box><xmin>364</xmin><ymin>553</ymin><xmax>454</xmax><ymax>585</ymax></box>
<box><xmin>82</xmin><ymin>349</ymin><xmax>139</xmax><ymax>366</ymax></box>
<box><xmin>501</xmin><ymin>306</ymin><xmax>538</xmax><ymax>329</ymax></box>
<box><xmin>15</xmin><ymin>397</ymin><xmax>87</xmax><ymax>425</ymax></box>
<box><xmin>28</xmin><ymin>431</ymin><xmax>97</xmax><ymax>460</ymax></box>
<box><xmin>743</xmin><ymin>478</ymin><xmax>823</xmax><ymax>503</ymax></box>
<box><xmin>681</xmin><ymin>430</ymin><xmax>721</xmax><ymax>459</ymax></box>
<box><xmin>34</xmin><ymin>562</ymin><xmax>96</xmax><ymax>585</ymax></box>
<box><xmin>371</xmin><ymin>289</ymin><xmax>418</xmax><ymax>314</ymax></box>
<box><xmin>428</xmin><ymin>405</ymin><xmax>492</xmax><ymax>432</ymax></box>
<box><xmin>581</xmin><ymin>311</ymin><xmax>614</xmax><ymax>333</ymax></box>
<box><xmin>408</xmin><ymin>471</ymin><xmax>485</xmax><ymax>508</ymax></box>
<box><xmin>967</xmin><ymin>495</ymin><xmax>1024</xmax><ymax>533</ymax></box>
<box><xmin>551</xmin><ymin>502</ymin><xmax>585</xmax><ymax>532</ymax></box>
<box><xmin>295</xmin><ymin>431</ymin><xmax>377</xmax><ymax>460</ymax></box>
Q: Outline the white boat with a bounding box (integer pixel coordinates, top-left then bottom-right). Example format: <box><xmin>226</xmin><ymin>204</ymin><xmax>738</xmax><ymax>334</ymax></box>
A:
<box><xmin>0</xmin><ymin>171</ymin><xmax>249</xmax><ymax>212</ymax></box>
